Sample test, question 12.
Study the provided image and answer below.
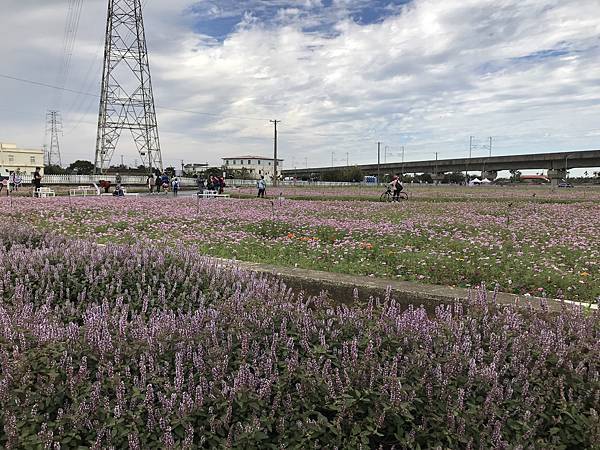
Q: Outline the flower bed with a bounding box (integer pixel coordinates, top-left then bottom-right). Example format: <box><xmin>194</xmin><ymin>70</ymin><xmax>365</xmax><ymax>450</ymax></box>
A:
<box><xmin>8</xmin><ymin>194</ymin><xmax>600</xmax><ymax>301</ymax></box>
<box><xmin>0</xmin><ymin>228</ymin><xmax>598</xmax><ymax>448</ymax></box>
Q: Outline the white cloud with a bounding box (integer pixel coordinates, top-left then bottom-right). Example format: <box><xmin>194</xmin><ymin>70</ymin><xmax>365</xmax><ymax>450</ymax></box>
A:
<box><xmin>1</xmin><ymin>0</ymin><xmax>599</xmax><ymax>172</ymax></box>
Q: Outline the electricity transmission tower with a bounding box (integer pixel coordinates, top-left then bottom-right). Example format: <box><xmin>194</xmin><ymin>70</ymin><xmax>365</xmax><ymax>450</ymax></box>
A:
<box><xmin>46</xmin><ymin>110</ymin><xmax>63</xmax><ymax>167</ymax></box>
<box><xmin>94</xmin><ymin>0</ymin><xmax>163</xmax><ymax>174</ymax></box>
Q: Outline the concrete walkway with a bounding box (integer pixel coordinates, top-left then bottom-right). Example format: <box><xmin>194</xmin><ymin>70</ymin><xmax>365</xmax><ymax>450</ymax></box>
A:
<box><xmin>215</xmin><ymin>259</ymin><xmax>597</xmax><ymax>312</ymax></box>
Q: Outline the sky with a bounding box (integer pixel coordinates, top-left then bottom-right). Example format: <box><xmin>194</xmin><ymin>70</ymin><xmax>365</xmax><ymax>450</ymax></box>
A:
<box><xmin>1</xmin><ymin>0</ymin><xmax>600</xmax><ymax>174</ymax></box>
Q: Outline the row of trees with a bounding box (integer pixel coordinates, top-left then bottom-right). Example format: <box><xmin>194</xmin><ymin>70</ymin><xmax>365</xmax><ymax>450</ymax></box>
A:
<box><xmin>44</xmin><ymin>161</ymin><xmax>179</xmax><ymax>177</ymax></box>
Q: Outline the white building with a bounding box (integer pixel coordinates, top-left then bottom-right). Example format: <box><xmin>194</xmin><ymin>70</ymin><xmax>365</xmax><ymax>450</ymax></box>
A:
<box><xmin>222</xmin><ymin>155</ymin><xmax>283</xmax><ymax>180</ymax></box>
<box><xmin>183</xmin><ymin>163</ymin><xmax>209</xmax><ymax>174</ymax></box>
<box><xmin>0</xmin><ymin>143</ymin><xmax>45</xmax><ymax>175</ymax></box>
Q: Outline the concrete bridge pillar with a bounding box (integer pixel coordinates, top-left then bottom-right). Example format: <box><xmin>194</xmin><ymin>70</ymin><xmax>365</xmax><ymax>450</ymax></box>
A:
<box><xmin>482</xmin><ymin>170</ymin><xmax>498</xmax><ymax>181</ymax></box>
<box><xmin>547</xmin><ymin>169</ymin><xmax>567</xmax><ymax>186</ymax></box>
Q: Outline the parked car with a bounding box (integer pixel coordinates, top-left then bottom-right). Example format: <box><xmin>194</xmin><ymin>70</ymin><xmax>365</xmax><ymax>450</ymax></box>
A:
<box><xmin>558</xmin><ymin>182</ymin><xmax>574</xmax><ymax>188</ymax></box>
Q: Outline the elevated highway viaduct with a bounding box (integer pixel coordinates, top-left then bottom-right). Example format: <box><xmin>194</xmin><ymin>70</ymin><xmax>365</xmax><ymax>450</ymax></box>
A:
<box><xmin>282</xmin><ymin>149</ymin><xmax>600</xmax><ymax>185</ymax></box>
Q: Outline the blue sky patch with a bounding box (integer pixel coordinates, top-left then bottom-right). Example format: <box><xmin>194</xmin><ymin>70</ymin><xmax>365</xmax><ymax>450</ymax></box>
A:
<box><xmin>189</xmin><ymin>0</ymin><xmax>413</xmax><ymax>40</ymax></box>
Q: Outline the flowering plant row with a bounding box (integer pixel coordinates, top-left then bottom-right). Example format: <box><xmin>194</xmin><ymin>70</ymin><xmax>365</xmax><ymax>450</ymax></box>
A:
<box><xmin>0</xmin><ymin>227</ymin><xmax>598</xmax><ymax>448</ymax></box>
<box><xmin>16</xmin><ymin>194</ymin><xmax>600</xmax><ymax>301</ymax></box>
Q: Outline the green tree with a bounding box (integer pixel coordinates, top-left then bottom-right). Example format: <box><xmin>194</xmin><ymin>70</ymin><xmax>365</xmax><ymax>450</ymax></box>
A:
<box><xmin>44</xmin><ymin>164</ymin><xmax>67</xmax><ymax>175</ymax></box>
<box><xmin>67</xmin><ymin>160</ymin><xmax>94</xmax><ymax>175</ymax></box>
<box><xmin>443</xmin><ymin>172</ymin><xmax>465</xmax><ymax>184</ymax></box>
<box><xmin>344</xmin><ymin>166</ymin><xmax>363</xmax><ymax>182</ymax></box>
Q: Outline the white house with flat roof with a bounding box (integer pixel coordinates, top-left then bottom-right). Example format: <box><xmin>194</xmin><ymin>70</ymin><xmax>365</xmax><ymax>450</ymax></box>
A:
<box><xmin>222</xmin><ymin>155</ymin><xmax>283</xmax><ymax>180</ymax></box>
<box><xmin>0</xmin><ymin>143</ymin><xmax>45</xmax><ymax>175</ymax></box>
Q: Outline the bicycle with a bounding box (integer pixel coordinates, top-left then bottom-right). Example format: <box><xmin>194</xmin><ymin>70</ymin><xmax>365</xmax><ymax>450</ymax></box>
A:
<box><xmin>380</xmin><ymin>186</ymin><xmax>408</xmax><ymax>202</ymax></box>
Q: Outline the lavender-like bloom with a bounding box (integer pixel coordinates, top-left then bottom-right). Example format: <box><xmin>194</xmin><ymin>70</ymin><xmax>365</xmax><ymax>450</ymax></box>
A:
<box><xmin>0</xmin><ymin>225</ymin><xmax>597</xmax><ymax>448</ymax></box>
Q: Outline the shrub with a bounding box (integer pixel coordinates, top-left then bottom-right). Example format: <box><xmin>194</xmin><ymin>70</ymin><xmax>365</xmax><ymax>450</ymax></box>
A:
<box><xmin>0</xmin><ymin>229</ymin><xmax>598</xmax><ymax>448</ymax></box>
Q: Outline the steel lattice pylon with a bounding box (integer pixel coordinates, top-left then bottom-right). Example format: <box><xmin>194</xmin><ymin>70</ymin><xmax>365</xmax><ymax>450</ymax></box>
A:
<box><xmin>46</xmin><ymin>110</ymin><xmax>63</xmax><ymax>167</ymax></box>
<box><xmin>94</xmin><ymin>0</ymin><xmax>163</xmax><ymax>174</ymax></box>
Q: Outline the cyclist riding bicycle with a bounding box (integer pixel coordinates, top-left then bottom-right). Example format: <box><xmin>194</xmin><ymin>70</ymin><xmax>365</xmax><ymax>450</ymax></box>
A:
<box><xmin>389</xmin><ymin>174</ymin><xmax>403</xmax><ymax>201</ymax></box>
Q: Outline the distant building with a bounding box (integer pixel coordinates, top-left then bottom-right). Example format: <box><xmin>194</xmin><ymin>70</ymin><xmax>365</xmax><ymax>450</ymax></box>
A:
<box><xmin>0</xmin><ymin>143</ymin><xmax>45</xmax><ymax>175</ymax></box>
<box><xmin>183</xmin><ymin>163</ymin><xmax>209</xmax><ymax>175</ymax></box>
<box><xmin>222</xmin><ymin>155</ymin><xmax>284</xmax><ymax>180</ymax></box>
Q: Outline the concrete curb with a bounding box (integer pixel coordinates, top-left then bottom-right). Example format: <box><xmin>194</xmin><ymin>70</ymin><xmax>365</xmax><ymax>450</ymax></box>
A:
<box><xmin>94</xmin><ymin>243</ymin><xmax>596</xmax><ymax>312</ymax></box>
<box><xmin>214</xmin><ymin>259</ymin><xmax>597</xmax><ymax>312</ymax></box>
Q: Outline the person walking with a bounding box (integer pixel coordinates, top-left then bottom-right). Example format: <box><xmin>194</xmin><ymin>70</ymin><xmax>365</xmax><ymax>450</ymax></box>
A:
<box><xmin>172</xmin><ymin>177</ymin><xmax>180</xmax><ymax>196</ymax></box>
<box><xmin>155</xmin><ymin>173</ymin><xmax>162</xmax><ymax>193</ymax></box>
<box><xmin>257</xmin><ymin>176</ymin><xmax>266</xmax><ymax>198</ymax></box>
<box><xmin>33</xmin><ymin>167</ymin><xmax>42</xmax><ymax>197</ymax></box>
<box><xmin>147</xmin><ymin>174</ymin><xmax>155</xmax><ymax>193</ymax></box>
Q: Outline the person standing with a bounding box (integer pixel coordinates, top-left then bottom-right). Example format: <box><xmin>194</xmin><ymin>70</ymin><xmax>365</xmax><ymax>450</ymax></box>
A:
<box><xmin>196</xmin><ymin>175</ymin><xmax>205</xmax><ymax>192</ymax></box>
<box><xmin>33</xmin><ymin>167</ymin><xmax>42</xmax><ymax>197</ymax></box>
<box><xmin>13</xmin><ymin>170</ymin><xmax>22</xmax><ymax>192</ymax></box>
<box><xmin>160</xmin><ymin>172</ymin><xmax>169</xmax><ymax>192</ymax></box>
<box><xmin>8</xmin><ymin>171</ymin><xmax>15</xmax><ymax>193</ymax></box>
<box><xmin>155</xmin><ymin>173</ymin><xmax>162</xmax><ymax>193</ymax></box>
<box><xmin>257</xmin><ymin>176</ymin><xmax>266</xmax><ymax>198</ymax></box>
<box><xmin>172</xmin><ymin>177</ymin><xmax>180</xmax><ymax>196</ymax></box>
<box><xmin>147</xmin><ymin>174</ymin><xmax>155</xmax><ymax>193</ymax></box>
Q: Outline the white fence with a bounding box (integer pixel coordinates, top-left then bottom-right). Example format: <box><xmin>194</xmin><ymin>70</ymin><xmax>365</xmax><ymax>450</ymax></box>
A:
<box><xmin>17</xmin><ymin>174</ymin><xmax>361</xmax><ymax>188</ymax></box>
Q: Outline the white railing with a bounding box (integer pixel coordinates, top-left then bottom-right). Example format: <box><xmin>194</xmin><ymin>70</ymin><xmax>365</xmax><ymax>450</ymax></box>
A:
<box><xmin>17</xmin><ymin>174</ymin><xmax>362</xmax><ymax>188</ymax></box>
<box><xmin>19</xmin><ymin>174</ymin><xmax>198</xmax><ymax>186</ymax></box>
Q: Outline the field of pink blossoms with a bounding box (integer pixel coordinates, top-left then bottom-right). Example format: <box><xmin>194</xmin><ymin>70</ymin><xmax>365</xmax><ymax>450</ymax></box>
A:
<box><xmin>235</xmin><ymin>184</ymin><xmax>600</xmax><ymax>202</ymax></box>
<box><xmin>4</xmin><ymin>188</ymin><xmax>599</xmax><ymax>302</ymax></box>
<box><xmin>0</xmin><ymin>227</ymin><xmax>598</xmax><ymax>447</ymax></box>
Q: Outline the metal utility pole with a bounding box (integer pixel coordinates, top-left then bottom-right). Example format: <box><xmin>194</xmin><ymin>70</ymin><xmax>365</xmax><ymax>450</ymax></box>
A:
<box><xmin>401</xmin><ymin>145</ymin><xmax>405</xmax><ymax>174</ymax></box>
<box><xmin>46</xmin><ymin>110</ymin><xmax>62</xmax><ymax>167</ymax></box>
<box><xmin>377</xmin><ymin>142</ymin><xmax>381</xmax><ymax>183</ymax></box>
<box><xmin>469</xmin><ymin>136</ymin><xmax>473</xmax><ymax>159</ymax></box>
<box><xmin>120</xmin><ymin>155</ymin><xmax>124</xmax><ymax>167</ymax></box>
<box><xmin>95</xmin><ymin>0</ymin><xmax>163</xmax><ymax>174</ymax></box>
<box><xmin>270</xmin><ymin>119</ymin><xmax>281</xmax><ymax>186</ymax></box>
<box><xmin>488</xmin><ymin>136</ymin><xmax>493</xmax><ymax>157</ymax></box>
<box><xmin>467</xmin><ymin>136</ymin><xmax>474</xmax><ymax>181</ymax></box>
<box><xmin>346</xmin><ymin>152</ymin><xmax>349</xmax><ymax>166</ymax></box>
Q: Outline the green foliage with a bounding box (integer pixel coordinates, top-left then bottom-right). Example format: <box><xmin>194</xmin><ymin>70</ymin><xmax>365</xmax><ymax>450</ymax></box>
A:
<box><xmin>67</xmin><ymin>160</ymin><xmax>95</xmax><ymax>175</ymax></box>
<box><xmin>44</xmin><ymin>164</ymin><xmax>67</xmax><ymax>175</ymax></box>
<box><xmin>321</xmin><ymin>166</ymin><xmax>363</xmax><ymax>182</ymax></box>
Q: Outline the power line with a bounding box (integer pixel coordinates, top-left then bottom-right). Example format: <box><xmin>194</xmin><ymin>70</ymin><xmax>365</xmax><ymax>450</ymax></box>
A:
<box><xmin>0</xmin><ymin>72</ymin><xmax>272</xmax><ymax>123</ymax></box>
<box><xmin>0</xmin><ymin>73</ymin><xmax>97</xmax><ymax>97</ymax></box>
<box><xmin>53</xmin><ymin>0</ymin><xmax>85</xmax><ymax>108</ymax></box>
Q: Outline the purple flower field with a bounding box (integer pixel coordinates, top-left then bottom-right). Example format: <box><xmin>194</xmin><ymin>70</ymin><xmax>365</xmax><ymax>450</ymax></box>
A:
<box><xmin>7</xmin><ymin>190</ymin><xmax>600</xmax><ymax>301</ymax></box>
<box><xmin>0</xmin><ymin>227</ymin><xmax>598</xmax><ymax>448</ymax></box>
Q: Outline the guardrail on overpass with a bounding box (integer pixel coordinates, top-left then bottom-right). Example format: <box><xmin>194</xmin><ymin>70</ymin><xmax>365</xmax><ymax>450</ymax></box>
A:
<box><xmin>283</xmin><ymin>149</ymin><xmax>600</xmax><ymax>179</ymax></box>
